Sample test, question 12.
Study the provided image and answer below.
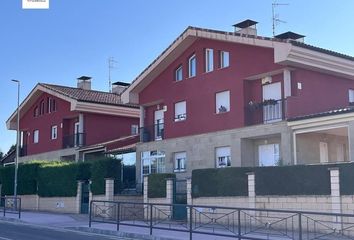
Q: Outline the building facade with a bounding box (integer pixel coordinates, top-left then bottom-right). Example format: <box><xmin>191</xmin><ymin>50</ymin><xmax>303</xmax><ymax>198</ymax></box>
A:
<box><xmin>121</xmin><ymin>21</ymin><xmax>354</xmax><ymax>183</ymax></box>
<box><xmin>6</xmin><ymin>77</ymin><xmax>140</xmax><ymax>162</ymax></box>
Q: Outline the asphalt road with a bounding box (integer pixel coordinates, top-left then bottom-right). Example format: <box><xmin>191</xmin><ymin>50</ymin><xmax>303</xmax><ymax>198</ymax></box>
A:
<box><xmin>0</xmin><ymin>221</ymin><xmax>130</xmax><ymax>240</ymax></box>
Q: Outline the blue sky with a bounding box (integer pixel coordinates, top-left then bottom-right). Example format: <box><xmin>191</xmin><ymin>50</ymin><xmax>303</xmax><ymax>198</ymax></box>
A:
<box><xmin>0</xmin><ymin>0</ymin><xmax>354</xmax><ymax>154</ymax></box>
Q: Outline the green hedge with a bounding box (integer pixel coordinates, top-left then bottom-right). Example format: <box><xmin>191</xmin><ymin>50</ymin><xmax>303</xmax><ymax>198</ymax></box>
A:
<box><xmin>37</xmin><ymin>163</ymin><xmax>78</xmax><ymax>197</ymax></box>
<box><xmin>148</xmin><ymin>173</ymin><xmax>175</xmax><ymax>198</ymax></box>
<box><xmin>18</xmin><ymin>163</ymin><xmax>40</xmax><ymax>195</ymax></box>
<box><xmin>339</xmin><ymin>163</ymin><xmax>354</xmax><ymax>195</ymax></box>
<box><xmin>192</xmin><ymin>168</ymin><xmax>252</xmax><ymax>198</ymax></box>
<box><xmin>255</xmin><ymin>165</ymin><xmax>331</xmax><ymax>196</ymax></box>
<box><xmin>90</xmin><ymin>158</ymin><xmax>122</xmax><ymax>195</ymax></box>
<box><xmin>0</xmin><ymin>166</ymin><xmax>15</xmax><ymax>196</ymax></box>
<box><xmin>76</xmin><ymin>162</ymin><xmax>91</xmax><ymax>181</ymax></box>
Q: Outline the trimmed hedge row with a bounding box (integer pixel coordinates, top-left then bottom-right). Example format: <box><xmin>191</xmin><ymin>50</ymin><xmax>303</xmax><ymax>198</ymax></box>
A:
<box><xmin>148</xmin><ymin>173</ymin><xmax>175</xmax><ymax>198</ymax></box>
<box><xmin>192</xmin><ymin>168</ymin><xmax>252</xmax><ymax>198</ymax></box>
<box><xmin>90</xmin><ymin>158</ymin><xmax>122</xmax><ymax>195</ymax></box>
<box><xmin>192</xmin><ymin>163</ymin><xmax>354</xmax><ymax>198</ymax></box>
<box><xmin>0</xmin><ymin>158</ymin><xmax>122</xmax><ymax>197</ymax></box>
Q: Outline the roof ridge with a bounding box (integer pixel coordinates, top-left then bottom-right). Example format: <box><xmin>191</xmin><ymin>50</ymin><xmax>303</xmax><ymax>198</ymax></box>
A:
<box><xmin>40</xmin><ymin>83</ymin><xmax>119</xmax><ymax>95</ymax></box>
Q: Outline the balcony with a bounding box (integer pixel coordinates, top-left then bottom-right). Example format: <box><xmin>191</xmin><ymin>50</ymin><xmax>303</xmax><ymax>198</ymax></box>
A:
<box><xmin>63</xmin><ymin>133</ymin><xmax>86</xmax><ymax>148</ymax></box>
<box><xmin>140</xmin><ymin>123</ymin><xmax>164</xmax><ymax>142</ymax></box>
<box><xmin>245</xmin><ymin>99</ymin><xmax>285</xmax><ymax>126</ymax></box>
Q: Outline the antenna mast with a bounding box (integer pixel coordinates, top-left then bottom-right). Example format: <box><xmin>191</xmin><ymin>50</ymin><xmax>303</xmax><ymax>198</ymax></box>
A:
<box><xmin>108</xmin><ymin>57</ymin><xmax>118</xmax><ymax>93</ymax></box>
<box><xmin>272</xmin><ymin>0</ymin><xmax>289</xmax><ymax>36</ymax></box>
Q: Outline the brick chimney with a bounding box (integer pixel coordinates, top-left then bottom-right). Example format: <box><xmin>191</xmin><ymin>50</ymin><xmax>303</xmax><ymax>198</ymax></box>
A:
<box><xmin>112</xmin><ymin>81</ymin><xmax>130</xmax><ymax>95</ymax></box>
<box><xmin>233</xmin><ymin>19</ymin><xmax>258</xmax><ymax>36</ymax></box>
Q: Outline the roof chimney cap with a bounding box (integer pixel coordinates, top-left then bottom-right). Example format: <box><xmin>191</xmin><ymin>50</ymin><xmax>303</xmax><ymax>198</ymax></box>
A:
<box><xmin>77</xmin><ymin>76</ymin><xmax>92</xmax><ymax>81</ymax></box>
<box><xmin>233</xmin><ymin>19</ymin><xmax>258</xmax><ymax>29</ymax></box>
<box><xmin>111</xmin><ymin>81</ymin><xmax>130</xmax><ymax>95</ymax></box>
<box><xmin>275</xmin><ymin>31</ymin><xmax>305</xmax><ymax>42</ymax></box>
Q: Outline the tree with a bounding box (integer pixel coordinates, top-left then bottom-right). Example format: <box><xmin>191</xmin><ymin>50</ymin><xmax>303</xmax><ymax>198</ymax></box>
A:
<box><xmin>0</xmin><ymin>151</ymin><xmax>3</xmax><ymax>159</ymax></box>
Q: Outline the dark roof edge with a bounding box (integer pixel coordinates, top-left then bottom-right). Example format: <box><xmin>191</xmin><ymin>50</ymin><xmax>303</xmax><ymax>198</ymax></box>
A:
<box><xmin>287</xmin><ymin>107</ymin><xmax>354</xmax><ymax>122</ymax></box>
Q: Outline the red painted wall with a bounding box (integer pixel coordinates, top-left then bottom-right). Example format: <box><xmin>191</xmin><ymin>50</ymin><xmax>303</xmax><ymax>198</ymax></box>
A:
<box><xmin>139</xmin><ymin>38</ymin><xmax>354</xmax><ymax>139</ymax></box>
<box><xmin>20</xmin><ymin>92</ymin><xmax>74</xmax><ymax>155</ymax></box>
<box><xmin>84</xmin><ymin>113</ymin><xmax>139</xmax><ymax>145</ymax></box>
<box><xmin>139</xmin><ymin>38</ymin><xmax>282</xmax><ymax>139</ymax></box>
<box><xmin>286</xmin><ymin>68</ymin><xmax>354</xmax><ymax>118</ymax></box>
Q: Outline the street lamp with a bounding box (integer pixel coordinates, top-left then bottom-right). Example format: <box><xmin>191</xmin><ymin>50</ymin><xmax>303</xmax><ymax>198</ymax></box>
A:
<box><xmin>11</xmin><ymin>79</ymin><xmax>20</xmax><ymax>199</ymax></box>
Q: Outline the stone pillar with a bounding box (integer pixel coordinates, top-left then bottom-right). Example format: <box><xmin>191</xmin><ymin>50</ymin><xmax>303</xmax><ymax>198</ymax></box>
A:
<box><xmin>79</xmin><ymin>113</ymin><xmax>84</xmax><ymax>133</ymax></box>
<box><xmin>105</xmin><ymin>178</ymin><xmax>114</xmax><ymax>201</ymax></box>
<box><xmin>247</xmin><ymin>172</ymin><xmax>256</xmax><ymax>209</ymax></box>
<box><xmin>143</xmin><ymin>176</ymin><xmax>149</xmax><ymax>220</ymax></box>
<box><xmin>348</xmin><ymin>121</ymin><xmax>354</xmax><ymax>162</ymax></box>
<box><xmin>186</xmin><ymin>178</ymin><xmax>192</xmax><ymax>206</ymax></box>
<box><xmin>329</xmin><ymin>167</ymin><xmax>342</xmax><ymax>230</ymax></box>
<box><xmin>76</xmin><ymin>181</ymin><xmax>83</xmax><ymax>214</ymax></box>
<box><xmin>166</xmin><ymin>178</ymin><xmax>174</xmax><ymax>204</ymax></box>
<box><xmin>281</xmin><ymin>130</ymin><xmax>293</xmax><ymax>165</ymax></box>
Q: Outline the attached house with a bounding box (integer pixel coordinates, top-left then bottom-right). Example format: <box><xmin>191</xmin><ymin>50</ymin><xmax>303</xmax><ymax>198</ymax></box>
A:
<box><xmin>6</xmin><ymin>77</ymin><xmax>140</xmax><ymax>163</ymax></box>
<box><xmin>121</xmin><ymin>20</ymin><xmax>354</xmax><ymax>183</ymax></box>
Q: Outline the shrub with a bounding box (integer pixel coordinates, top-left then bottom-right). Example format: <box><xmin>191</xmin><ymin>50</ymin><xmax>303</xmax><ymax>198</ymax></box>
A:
<box><xmin>37</xmin><ymin>162</ymin><xmax>78</xmax><ymax>197</ymax></box>
<box><xmin>18</xmin><ymin>163</ymin><xmax>40</xmax><ymax>195</ymax></box>
<box><xmin>192</xmin><ymin>168</ymin><xmax>252</xmax><ymax>198</ymax></box>
<box><xmin>0</xmin><ymin>166</ymin><xmax>15</xmax><ymax>196</ymax></box>
<box><xmin>76</xmin><ymin>162</ymin><xmax>91</xmax><ymax>181</ymax></box>
<box><xmin>148</xmin><ymin>173</ymin><xmax>175</xmax><ymax>198</ymax></box>
<box><xmin>339</xmin><ymin>163</ymin><xmax>354</xmax><ymax>195</ymax></box>
<box><xmin>90</xmin><ymin>158</ymin><xmax>122</xmax><ymax>195</ymax></box>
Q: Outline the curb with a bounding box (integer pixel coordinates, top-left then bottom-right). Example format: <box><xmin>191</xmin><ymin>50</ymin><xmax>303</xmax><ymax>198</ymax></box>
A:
<box><xmin>69</xmin><ymin>226</ymin><xmax>181</xmax><ymax>240</ymax></box>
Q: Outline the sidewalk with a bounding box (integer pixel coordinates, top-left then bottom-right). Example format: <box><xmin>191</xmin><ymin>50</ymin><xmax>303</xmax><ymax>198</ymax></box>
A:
<box><xmin>0</xmin><ymin>211</ymin><xmax>235</xmax><ymax>240</ymax></box>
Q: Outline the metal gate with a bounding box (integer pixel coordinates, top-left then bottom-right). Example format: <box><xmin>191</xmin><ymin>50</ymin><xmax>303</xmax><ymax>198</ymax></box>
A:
<box><xmin>80</xmin><ymin>181</ymin><xmax>90</xmax><ymax>214</ymax></box>
<box><xmin>173</xmin><ymin>179</ymin><xmax>187</xmax><ymax>220</ymax></box>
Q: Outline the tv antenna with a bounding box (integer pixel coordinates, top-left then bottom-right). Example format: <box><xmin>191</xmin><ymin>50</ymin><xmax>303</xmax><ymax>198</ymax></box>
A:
<box><xmin>108</xmin><ymin>57</ymin><xmax>118</xmax><ymax>93</ymax></box>
<box><xmin>272</xmin><ymin>1</ymin><xmax>289</xmax><ymax>36</ymax></box>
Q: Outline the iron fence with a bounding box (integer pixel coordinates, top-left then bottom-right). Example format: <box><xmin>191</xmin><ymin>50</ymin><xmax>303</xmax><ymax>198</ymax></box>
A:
<box><xmin>0</xmin><ymin>197</ymin><xmax>21</xmax><ymax>219</ymax></box>
<box><xmin>89</xmin><ymin>200</ymin><xmax>354</xmax><ymax>240</ymax></box>
<box><xmin>139</xmin><ymin>123</ymin><xmax>164</xmax><ymax>142</ymax></box>
<box><xmin>62</xmin><ymin>133</ymin><xmax>86</xmax><ymax>148</ymax></box>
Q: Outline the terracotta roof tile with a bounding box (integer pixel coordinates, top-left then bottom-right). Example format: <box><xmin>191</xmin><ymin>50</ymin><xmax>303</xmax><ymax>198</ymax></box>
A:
<box><xmin>40</xmin><ymin>83</ymin><xmax>138</xmax><ymax>108</ymax></box>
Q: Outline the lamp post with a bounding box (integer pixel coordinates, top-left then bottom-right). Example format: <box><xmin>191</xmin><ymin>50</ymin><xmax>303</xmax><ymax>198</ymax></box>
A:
<box><xmin>11</xmin><ymin>79</ymin><xmax>20</xmax><ymax>198</ymax></box>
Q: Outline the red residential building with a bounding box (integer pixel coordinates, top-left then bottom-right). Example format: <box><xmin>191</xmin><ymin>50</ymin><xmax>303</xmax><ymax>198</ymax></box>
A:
<box><xmin>121</xmin><ymin>20</ymin><xmax>354</xmax><ymax>182</ymax></box>
<box><xmin>6</xmin><ymin>77</ymin><xmax>140</xmax><ymax>162</ymax></box>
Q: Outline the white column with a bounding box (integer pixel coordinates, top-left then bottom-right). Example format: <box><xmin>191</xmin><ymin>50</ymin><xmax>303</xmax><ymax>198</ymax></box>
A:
<box><xmin>79</xmin><ymin>113</ymin><xmax>84</xmax><ymax>133</ymax></box>
<box><xmin>283</xmin><ymin>69</ymin><xmax>291</xmax><ymax>98</ymax></box>
<box><xmin>143</xmin><ymin>176</ymin><xmax>149</xmax><ymax>220</ymax></box>
<box><xmin>166</xmin><ymin>179</ymin><xmax>174</xmax><ymax>204</ymax></box>
<box><xmin>76</xmin><ymin>181</ymin><xmax>83</xmax><ymax>214</ymax></box>
<box><xmin>186</xmin><ymin>178</ymin><xmax>192</xmax><ymax>206</ymax></box>
<box><xmin>139</xmin><ymin>106</ymin><xmax>145</xmax><ymax>129</ymax></box>
<box><xmin>105</xmin><ymin>178</ymin><xmax>114</xmax><ymax>201</ymax></box>
<box><xmin>329</xmin><ymin>168</ymin><xmax>342</xmax><ymax>230</ymax></box>
<box><xmin>247</xmin><ymin>172</ymin><xmax>256</xmax><ymax>209</ymax></box>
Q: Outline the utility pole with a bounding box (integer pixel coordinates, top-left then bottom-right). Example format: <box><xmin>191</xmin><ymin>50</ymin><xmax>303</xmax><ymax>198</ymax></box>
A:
<box><xmin>11</xmin><ymin>79</ymin><xmax>20</xmax><ymax>200</ymax></box>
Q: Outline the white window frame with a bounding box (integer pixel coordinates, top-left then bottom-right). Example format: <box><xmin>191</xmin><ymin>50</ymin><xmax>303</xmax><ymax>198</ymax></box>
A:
<box><xmin>220</xmin><ymin>51</ymin><xmax>230</xmax><ymax>68</ymax></box>
<box><xmin>33</xmin><ymin>130</ymin><xmax>39</xmax><ymax>143</ymax></box>
<box><xmin>216</xmin><ymin>146</ymin><xmax>231</xmax><ymax>168</ymax></box>
<box><xmin>175</xmin><ymin>65</ymin><xmax>183</xmax><ymax>81</ymax></box>
<box><xmin>131</xmin><ymin>124</ymin><xmax>139</xmax><ymax>135</ymax></box>
<box><xmin>174</xmin><ymin>151</ymin><xmax>186</xmax><ymax>172</ymax></box>
<box><xmin>51</xmin><ymin>125</ymin><xmax>58</xmax><ymax>140</ymax></box>
<box><xmin>141</xmin><ymin>151</ymin><xmax>166</xmax><ymax>177</ymax></box>
<box><xmin>205</xmin><ymin>48</ymin><xmax>214</xmax><ymax>72</ymax></box>
<box><xmin>188</xmin><ymin>54</ymin><xmax>196</xmax><ymax>78</ymax></box>
<box><xmin>349</xmin><ymin>89</ymin><xmax>354</xmax><ymax>103</ymax></box>
<box><xmin>215</xmin><ymin>90</ymin><xmax>230</xmax><ymax>114</ymax></box>
<box><xmin>174</xmin><ymin>101</ymin><xmax>187</xmax><ymax>122</ymax></box>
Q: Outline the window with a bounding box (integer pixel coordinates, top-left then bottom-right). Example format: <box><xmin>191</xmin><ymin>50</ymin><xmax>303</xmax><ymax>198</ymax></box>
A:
<box><xmin>51</xmin><ymin>99</ymin><xmax>57</xmax><ymax>112</ymax></box>
<box><xmin>131</xmin><ymin>124</ymin><xmax>139</xmax><ymax>135</ymax></box>
<box><xmin>175</xmin><ymin>65</ymin><xmax>183</xmax><ymax>81</ymax></box>
<box><xmin>349</xmin><ymin>89</ymin><xmax>354</xmax><ymax>104</ymax></box>
<box><xmin>33</xmin><ymin>130</ymin><xmax>39</xmax><ymax>143</ymax></box>
<box><xmin>33</xmin><ymin>106</ymin><xmax>39</xmax><ymax>117</ymax></box>
<box><xmin>188</xmin><ymin>54</ymin><xmax>196</xmax><ymax>78</ymax></box>
<box><xmin>141</xmin><ymin>151</ymin><xmax>166</xmax><ymax>176</ymax></box>
<box><xmin>216</xmin><ymin>146</ymin><xmax>231</xmax><ymax>168</ymax></box>
<box><xmin>174</xmin><ymin>101</ymin><xmax>186</xmax><ymax>121</ymax></box>
<box><xmin>174</xmin><ymin>152</ymin><xmax>186</xmax><ymax>172</ymax></box>
<box><xmin>51</xmin><ymin>125</ymin><xmax>58</xmax><ymax>140</ymax></box>
<box><xmin>205</xmin><ymin>48</ymin><xmax>214</xmax><ymax>72</ymax></box>
<box><xmin>215</xmin><ymin>90</ymin><xmax>230</xmax><ymax>113</ymax></box>
<box><xmin>258</xmin><ymin>144</ymin><xmax>280</xmax><ymax>166</ymax></box>
<box><xmin>39</xmin><ymin>100</ymin><xmax>45</xmax><ymax>115</ymax></box>
<box><xmin>220</xmin><ymin>51</ymin><xmax>230</xmax><ymax>68</ymax></box>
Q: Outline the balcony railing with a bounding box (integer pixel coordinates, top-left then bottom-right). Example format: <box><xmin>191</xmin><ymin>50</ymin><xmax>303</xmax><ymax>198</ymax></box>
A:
<box><xmin>245</xmin><ymin>99</ymin><xmax>285</xmax><ymax>126</ymax></box>
<box><xmin>140</xmin><ymin>123</ymin><xmax>164</xmax><ymax>142</ymax></box>
<box><xmin>62</xmin><ymin>133</ymin><xmax>86</xmax><ymax>148</ymax></box>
